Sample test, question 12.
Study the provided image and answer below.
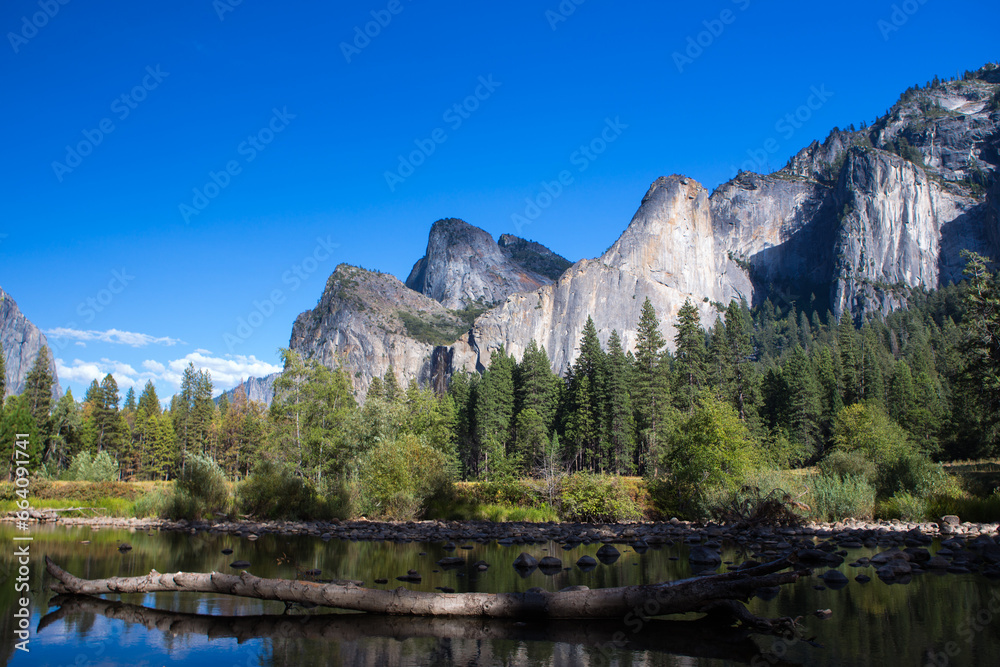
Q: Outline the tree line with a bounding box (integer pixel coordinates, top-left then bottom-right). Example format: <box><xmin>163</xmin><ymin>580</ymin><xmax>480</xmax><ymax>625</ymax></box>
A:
<box><xmin>3</xmin><ymin>251</ymin><xmax>998</xmax><ymax>488</ymax></box>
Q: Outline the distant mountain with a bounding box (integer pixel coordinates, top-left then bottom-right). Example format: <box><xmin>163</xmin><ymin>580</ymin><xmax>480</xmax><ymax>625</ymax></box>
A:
<box><xmin>217</xmin><ymin>372</ymin><xmax>279</xmax><ymax>407</ymax></box>
<box><xmin>405</xmin><ymin>218</ymin><xmax>572</xmax><ymax>310</ymax></box>
<box><xmin>292</xmin><ymin>63</ymin><xmax>1000</xmax><ymax>391</ymax></box>
<box><xmin>1</xmin><ymin>286</ymin><xmax>61</xmax><ymax>398</ymax></box>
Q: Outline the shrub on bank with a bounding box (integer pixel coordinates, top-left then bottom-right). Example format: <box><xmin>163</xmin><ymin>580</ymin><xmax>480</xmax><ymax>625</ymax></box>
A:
<box><xmin>358</xmin><ymin>435</ymin><xmax>451</xmax><ymax>520</ymax></box>
<box><xmin>876</xmin><ymin>492</ymin><xmax>928</xmax><ymax>521</ymax></box>
<box><xmin>236</xmin><ymin>460</ymin><xmax>320</xmax><ymax>520</ymax></box>
<box><xmin>166</xmin><ymin>453</ymin><xmax>231</xmax><ymax>520</ymax></box>
<box><xmin>557</xmin><ymin>472</ymin><xmax>643</xmax><ymax>523</ymax></box>
<box><xmin>64</xmin><ymin>451</ymin><xmax>120</xmax><ymax>482</ymax></box>
<box><xmin>806</xmin><ymin>473</ymin><xmax>876</xmax><ymax>521</ymax></box>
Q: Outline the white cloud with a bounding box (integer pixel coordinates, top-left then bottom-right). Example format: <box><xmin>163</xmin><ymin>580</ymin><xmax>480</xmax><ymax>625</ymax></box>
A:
<box><xmin>45</xmin><ymin>327</ymin><xmax>185</xmax><ymax>347</ymax></box>
<box><xmin>143</xmin><ymin>359</ymin><xmax>166</xmax><ymax>373</ymax></box>
<box><xmin>164</xmin><ymin>352</ymin><xmax>283</xmax><ymax>391</ymax></box>
<box><xmin>56</xmin><ymin>358</ymin><xmax>144</xmax><ymax>391</ymax></box>
<box><xmin>57</xmin><ymin>352</ymin><xmax>282</xmax><ymax>402</ymax></box>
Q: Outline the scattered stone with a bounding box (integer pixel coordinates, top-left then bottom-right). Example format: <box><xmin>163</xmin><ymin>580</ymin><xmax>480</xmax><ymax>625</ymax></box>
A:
<box><xmin>230</xmin><ymin>560</ymin><xmax>251</xmax><ymax>568</ymax></box>
<box><xmin>304</xmin><ymin>568</ymin><xmax>321</xmax><ymax>577</ymax></box>
<box><xmin>855</xmin><ymin>574</ymin><xmax>871</xmax><ymax>583</ymax></box>
<box><xmin>221</xmin><ymin>548</ymin><xmax>233</xmax><ymax>555</ymax></box>
<box><xmin>539</xmin><ymin>556</ymin><xmax>564</xmax><ymax>574</ymax></box>
<box><xmin>437</xmin><ymin>556</ymin><xmax>465</xmax><ymax>568</ymax></box>
<box><xmin>374</xmin><ymin>578</ymin><xmax>388</xmax><ymax>584</ymax></box>
<box><xmin>814</xmin><ymin>609</ymin><xmax>833</xmax><ymax>620</ymax></box>
<box><xmin>819</xmin><ymin>569</ymin><xmax>849</xmax><ymax>589</ymax></box>
<box><xmin>513</xmin><ymin>552</ymin><xmax>539</xmax><ymax>570</ymax></box>
<box><xmin>435</xmin><ymin>586</ymin><xmax>455</xmax><ymax>593</ymax></box>
<box><xmin>118</xmin><ymin>543</ymin><xmax>132</xmax><ymax>552</ymax></box>
<box><xmin>688</xmin><ymin>546</ymin><xmax>722</xmax><ymax>566</ymax></box>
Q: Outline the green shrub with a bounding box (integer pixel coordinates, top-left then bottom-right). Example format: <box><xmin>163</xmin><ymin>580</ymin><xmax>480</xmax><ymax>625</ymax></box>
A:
<box><xmin>132</xmin><ymin>486</ymin><xmax>173</xmax><ymax>518</ymax></box>
<box><xmin>807</xmin><ymin>473</ymin><xmax>876</xmax><ymax>522</ymax></box>
<box><xmin>557</xmin><ymin>472</ymin><xmax>643</xmax><ymax>523</ymax></box>
<box><xmin>0</xmin><ymin>482</ymin><xmax>15</xmax><ymax>502</ymax></box>
<box><xmin>167</xmin><ymin>453</ymin><xmax>230</xmax><ymax>519</ymax></box>
<box><xmin>877</xmin><ymin>492</ymin><xmax>928</xmax><ymax>521</ymax></box>
<box><xmin>358</xmin><ymin>435</ymin><xmax>451</xmax><ymax>520</ymax></box>
<box><xmin>818</xmin><ymin>449</ymin><xmax>874</xmax><ymax>484</ymax></box>
<box><xmin>237</xmin><ymin>460</ymin><xmax>319</xmax><ymax>520</ymax></box>
<box><xmin>65</xmin><ymin>451</ymin><xmax>120</xmax><ymax>482</ymax></box>
<box><xmin>878</xmin><ymin>453</ymin><xmax>951</xmax><ymax>498</ymax></box>
<box><xmin>927</xmin><ymin>491</ymin><xmax>1000</xmax><ymax>523</ymax></box>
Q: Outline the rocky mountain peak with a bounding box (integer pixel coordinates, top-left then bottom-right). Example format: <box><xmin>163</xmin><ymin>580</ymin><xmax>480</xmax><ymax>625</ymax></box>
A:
<box><xmin>405</xmin><ymin>217</ymin><xmax>570</xmax><ymax>310</ymax></box>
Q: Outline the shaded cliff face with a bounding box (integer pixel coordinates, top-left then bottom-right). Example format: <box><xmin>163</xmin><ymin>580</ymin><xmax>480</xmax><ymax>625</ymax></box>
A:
<box><xmin>1</xmin><ymin>287</ymin><xmax>61</xmax><ymax>398</ymax></box>
<box><xmin>291</xmin><ymin>264</ymin><xmax>465</xmax><ymax>396</ymax></box>
<box><xmin>405</xmin><ymin>218</ymin><xmax>570</xmax><ymax>310</ymax></box>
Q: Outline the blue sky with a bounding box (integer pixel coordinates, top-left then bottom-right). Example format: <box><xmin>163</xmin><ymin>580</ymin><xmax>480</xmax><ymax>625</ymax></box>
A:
<box><xmin>1</xmin><ymin>0</ymin><xmax>997</xmax><ymax>401</ymax></box>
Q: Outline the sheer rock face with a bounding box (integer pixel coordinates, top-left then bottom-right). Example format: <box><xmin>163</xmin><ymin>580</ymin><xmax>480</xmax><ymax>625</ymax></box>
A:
<box><xmin>218</xmin><ymin>373</ymin><xmax>279</xmax><ymax>407</ymax></box>
<box><xmin>405</xmin><ymin>218</ymin><xmax>568</xmax><ymax>310</ymax></box>
<box><xmin>294</xmin><ymin>67</ymin><xmax>1000</xmax><ymax>387</ymax></box>
<box><xmin>454</xmin><ymin>176</ymin><xmax>751</xmax><ymax>374</ymax></box>
<box><xmin>291</xmin><ymin>264</ymin><xmax>464</xmax><ymax>396</ymax></box>
<box><xmin>1</xmin><ymin>287</ymin><xmax>60</xmax><ymax>398</ymax></box>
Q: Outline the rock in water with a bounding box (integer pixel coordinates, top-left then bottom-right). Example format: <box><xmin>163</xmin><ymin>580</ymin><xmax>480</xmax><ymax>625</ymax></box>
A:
<box><xmin>513</xmin><ymin>553</ymin><xmax>539</xmax><ymax>570</ymax></box>
<box><xmin>230</xmin><ymin>560</ymin><xmax>251</xmax><ymax>568</ymax></box>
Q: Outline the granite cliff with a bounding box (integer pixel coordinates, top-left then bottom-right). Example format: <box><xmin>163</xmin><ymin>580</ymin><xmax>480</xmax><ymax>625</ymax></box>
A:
<box><xmin>1</xmin><ymin>287</ymin><xmax>61</xmax><ymax>398</ymax></box>
<box><xmin>293</xmin><ymin>64</ymin><xmax>1000</xmax><ymax>391</ymax></box>
<box><xmin>405</xmin><ymin>218</ymin><xmax>571</xmax><ymax>310</ymax></box>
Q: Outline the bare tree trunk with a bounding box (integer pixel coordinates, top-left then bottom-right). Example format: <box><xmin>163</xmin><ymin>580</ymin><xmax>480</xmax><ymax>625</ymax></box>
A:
<box><xmin>45</xmin><ymin>555</ymin><xmax>805</xmax><ymax>626</ymax></box>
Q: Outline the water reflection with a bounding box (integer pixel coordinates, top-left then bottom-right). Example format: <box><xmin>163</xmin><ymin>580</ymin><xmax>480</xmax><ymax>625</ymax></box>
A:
<box><xmin>2</xmin><ymin>523</ymin><xmax>999</xmax><ymax>666</ymax></box>
<box><xmin>41</xmin><ymin>594</ymin><xmax>790</xmax><ymax>665</ymax></box>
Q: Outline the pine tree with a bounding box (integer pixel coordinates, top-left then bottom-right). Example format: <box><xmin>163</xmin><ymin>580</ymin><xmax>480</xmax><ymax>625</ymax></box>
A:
<box><xmin>383</xmin><ymin>367</ymin><xmax>401</xmax><ymax>403</ymax></box>
<box><xmin>837</xmin><ymin>315</ymin><xmax>860</xmax><ymax>405</ymax></box>
<box><xmin>23</xmin><ymin>346</ymin><xmax>54</xmax><ymax>439</ymax></box>
<box><xmin>123</xmin><ymin>387</ymin><xmax>136</xmax><ymax>412</ymax></box>
<box><xmin>723</xmin><ymin>300</ymin><xmax>754</xmax><ymax>421</ymax></box>
<box><xmin>0</xmin><ymin>341</ymin><xmax>6</xmax><ymax>405</ymax></box>
<box><xmin>474</xmin><ymin>348</ymin><xmax>515</xmax><ymax>478</ymax></box>
<box><xmin>515</xmin><ymin>340</ymin><xmax>559</xmax><ymax>433</ymax></box>
<box><xmin>960</xmin><ymin>251</ymin><xmax>1000</xmax><ymax>450</ymax></box>
<box><xmin>46</xmin><ymin>390</ymin><xmax>82</xmax><ymax>470</ymax></box>
<box><xmin>568</xmin><ymin>318</ymin><xmax>608</xmax><ymax>470</ymax></box>
<box><xmin>605</xmin><ymin>330</ymin><xmax>635</xmax><ymax>474</ymax></box>
<box><xmin>1</xmin><ymin>395</ymin><xmax>40</xmax><ymax>478</ymax></box>
<box><xmin>784</xmin><ymin>345</ymin><xmax>823</xmax><ymax>459</ymax></box>
<box><xmin>633</xmin><ymin>298</ymin><xmax>670</xmax><ymax>473</ymax></box>
<box><xmin>672</xmin><ymin>298</ymin><xmax>706</xmax><ymax>413</ymax></box>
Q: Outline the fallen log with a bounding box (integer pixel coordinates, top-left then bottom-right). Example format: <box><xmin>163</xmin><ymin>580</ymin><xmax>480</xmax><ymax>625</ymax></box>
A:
<box><xmin>45</xmin><ymin>554</ymin><xmax>806</xmax><ymax>628</ymax></box>
<box><xmin>40</xmin><ymin>594</ymin><xmax>802</xmax><ymax>665</ymax></box>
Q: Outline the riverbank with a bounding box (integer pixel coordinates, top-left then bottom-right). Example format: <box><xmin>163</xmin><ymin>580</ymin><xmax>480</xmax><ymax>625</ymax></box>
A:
<box><xmin>6</xmin><ymin>513</ymin><xmax>998</xmax><ymax>546</ymax></box>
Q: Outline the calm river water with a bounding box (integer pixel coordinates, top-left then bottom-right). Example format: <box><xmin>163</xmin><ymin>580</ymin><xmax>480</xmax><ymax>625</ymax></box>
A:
<box><xmin>2</xmin><ymin>523</ymin><xmax>999</xmax><ymax>666</ymax></box>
